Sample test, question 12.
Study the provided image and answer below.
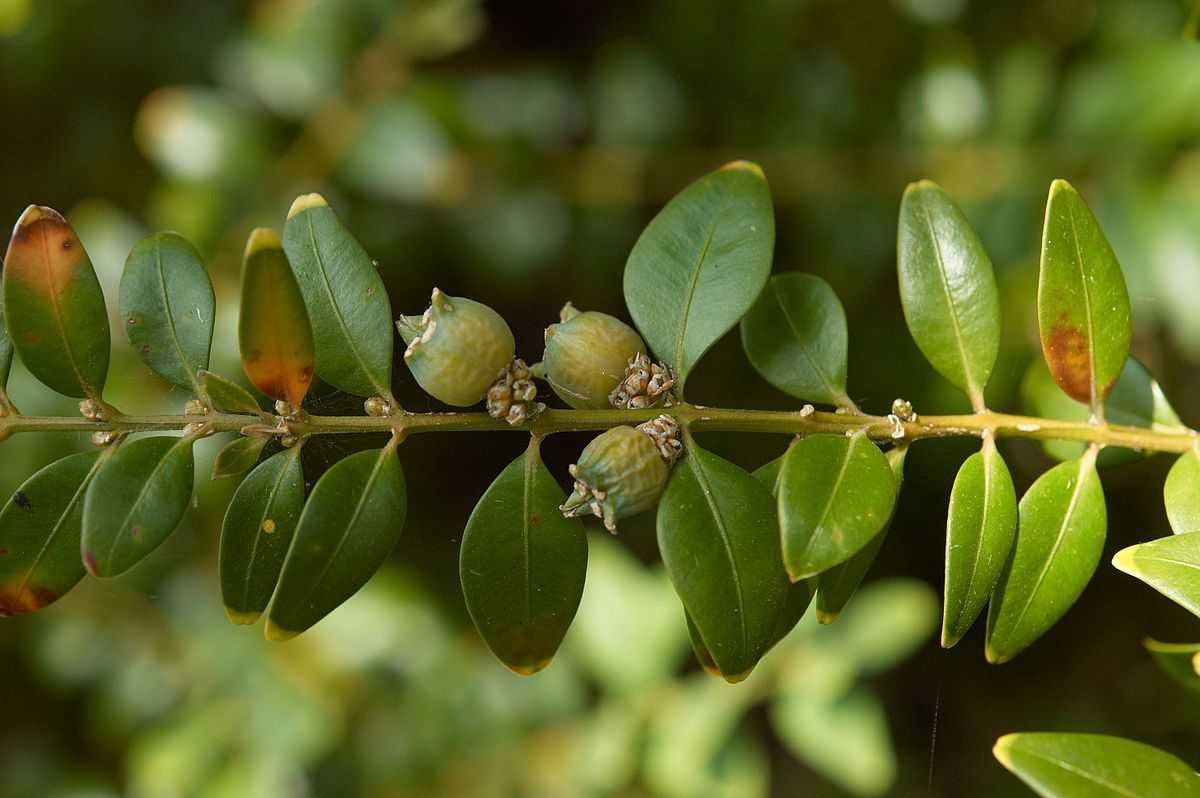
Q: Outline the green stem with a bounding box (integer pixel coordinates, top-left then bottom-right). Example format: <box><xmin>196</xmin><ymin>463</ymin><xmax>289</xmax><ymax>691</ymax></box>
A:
<box><xmin>0</xmin><ymin>404</ymin><xmax>1195</xmax><ymax>454</ymax></box>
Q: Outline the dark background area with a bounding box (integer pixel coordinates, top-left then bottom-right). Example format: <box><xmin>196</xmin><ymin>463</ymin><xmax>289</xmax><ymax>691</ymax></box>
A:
<box><xmin>1</xmin><ymin>0</ymin><xmax>1199</xmax><ymax>796</ymax></box>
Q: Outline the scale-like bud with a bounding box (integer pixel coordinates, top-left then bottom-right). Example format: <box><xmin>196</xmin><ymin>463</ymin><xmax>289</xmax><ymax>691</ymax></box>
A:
<box><xmin>398</xmin><ymin>289</ymin><xmax>515</xmax><ymax>407</ymax></box>
<box><xmin>542</xmin><ymin>303</ymin><xmax>645</xmax><ymax>409</ymax></box>
<box><xmin>487</xmin><ymin>358</ymin><xmax>544</xmax><ymax>425</ymax></box>
<box><xmin>609</xmin><ymin>352</ymin><xmax>677</xmax><ymax>409</ymax></box>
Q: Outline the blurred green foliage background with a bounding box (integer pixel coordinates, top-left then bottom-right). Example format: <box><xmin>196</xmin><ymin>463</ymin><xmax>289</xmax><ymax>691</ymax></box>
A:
<box><xmin>3</xmin><ymin>0</ymin><xmax>1200</xmax><ymax>795</ymax></box>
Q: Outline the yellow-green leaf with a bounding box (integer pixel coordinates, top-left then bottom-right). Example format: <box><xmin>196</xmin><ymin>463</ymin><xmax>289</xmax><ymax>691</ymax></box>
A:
<box><xmin>1113</xmin><ymin>531</ymin><xmax>1200</xmax><ymax>617</ymax></box>
<box><xmin>994</xmin><ymin>733</ymin><xmax>1200</xmax><ymax>797</ymax></box>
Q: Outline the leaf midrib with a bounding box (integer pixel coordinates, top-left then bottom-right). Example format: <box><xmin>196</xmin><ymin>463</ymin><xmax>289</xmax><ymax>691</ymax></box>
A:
<box><xmin>240</xmin><ymin>449</ymin><xmax>300</xmax><ymax>609</ymax></box>
<box><xmin>947</xmin><ymin>444</ymin><xmax>995</xmax><ymax>634</ymax></box>
<box><xmin>1065</xmin><ymin>201</ymin><xmax>1100</xmax><ymax>411</ymax></box>
<box><xmin>1009</xmin><ymin>747</ymin><xmax>1141</xmax><ymax>797</ymax></box>
<box><xmin>920</xmin><ymin>198</ymin><xmax>980</xmax><ymax>401</ymax></box>
<box><xmin>688</xmin><ymin>452</ymin><xmax>749</xmax><ymax>660</ymax></box>
<box><xmin>104</xmin><ymin>440</ymin><xmax>188</xmax><ymax>570</ymax></box>
<box><xmin>520</xmin><ymin>450</ymin><xmax>534</xmax><ymax>624</ymax></box>
<box><xmin>770</xmin><ymin>280</ymin><xmax>842</xmax><ymax>403</ymax></box>
<box><xmin>36</xmin><ymin>221</ymin><xmax>93</xmax><ymax>398</ymax></box>
<box><xmin>153</xmin><ymin>238</ymin><xmax>204</xmax><ymax>393</ymax></box>
<box><xmin>672</xmin><ymin>217</ymin><xmax>719</xmax><ymax>381</ymax></box>
<box><xmin>794</xmin><ymin>438</ymin><xmax>855</xmax><ymax>571</ymax></box>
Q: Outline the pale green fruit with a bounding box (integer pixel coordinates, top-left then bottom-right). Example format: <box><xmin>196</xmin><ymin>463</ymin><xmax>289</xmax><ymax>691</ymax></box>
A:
<box><xmin>561</xmin><ymin>425</ymin><xmax>669</xmax><ymax>531</ymax></box>
<box><xmin>543</xmin><ymin>303</ymin><xmax>646</xmax><ymax>409</ymax></box>
<box><xmin>397</xmin><ymin>289</ymin><xmax>515</xmax><ymax>406</ymax></box>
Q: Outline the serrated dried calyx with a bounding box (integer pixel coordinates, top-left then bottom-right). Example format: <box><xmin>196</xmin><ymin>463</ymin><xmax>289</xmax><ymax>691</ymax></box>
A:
<box><xmin>609</xmin><ymin>352</ymin><xmax>677</xmax><ymax>409</ymax></box>
<box><xmin>487</xmin><ymin>358</ymin><xmax>544</xmax><ymax>426</ymax></box>
<box><xmin>560</xmin><ymin>418</ymin><xmax>682</xmax><ymax>533</ymax></box>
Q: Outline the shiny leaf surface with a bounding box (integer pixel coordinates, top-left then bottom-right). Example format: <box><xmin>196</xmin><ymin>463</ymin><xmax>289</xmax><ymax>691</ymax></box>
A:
<box><xmin>211</xmin><ymin>436</ymin><xmax>269</xmax><ymax>479</ymax></box>
<box><xmin>994</xmin><ymin>733</ymin><xmax>1200</xmax><ymax>797</ymax></box>
<box><xmin>1165</xmin><ymin>448</ymin><xmax>1200</xmax><ymax>535</ymax></box>
<box><xmin>624</xmin><ymin>161</ymin><xmax>774</xmax><ymax>390</ymax></box>
<box><xmin>1113</xmin><ymin>531</ymin><xmax>1200</xmax><ymax>617</ymax></box>
<box><xmin>198</xmin><ymin>370</ymin><xmax>263</xmax><ymax>416</ymax></box>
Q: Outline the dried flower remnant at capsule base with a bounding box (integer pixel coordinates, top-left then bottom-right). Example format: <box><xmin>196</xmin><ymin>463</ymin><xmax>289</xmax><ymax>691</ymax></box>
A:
<box><xmin>560</xmin><ymin>415</ymin><xmax>681</xmax><ymax>532</ymax></box>
<box><xmin>543</xmin><ymin>302</ymin><xmax>647</xmax><ymax>409</ymax></box>
<box><xmin>487</xmin><ymin>358</ymin><xmax>544</xmax><ymax>425</ymax></box>
<box><xmin>610</xmin><ymin>352</ymin><xmax>677</xmax><ymax>409</ymax></box>
<box><xmin>397</xmin><ymin>288</ymin><xmax>515</xmax><ymax>407</ymax></box>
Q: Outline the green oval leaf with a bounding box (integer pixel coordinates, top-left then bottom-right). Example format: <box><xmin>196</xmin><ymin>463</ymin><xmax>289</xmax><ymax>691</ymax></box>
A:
<box><xmin>623</xmin><ymin>161</ymin><xmax>774</xmax><ymax>390</ymax></box>
<box><xmin>281</xmin><ymin>194</ymin><xmax>393</xmax><ymax>399</ymax></box>
<box><xmin>198</xmin><ymin>370</ymin><xmax>263</xmax><ymax>416</ymax></box>
<box><xmin>2</xmin><ymin>205</ymin><xmax>110</xmax><ymax>399</ymax></box>
<box><xmin>219</xmin><ymin>447</ymin><xmax>304</xmax><ymax>625</ymax></box>
<box><xmin>897</xmin><ymin>180</ymin><xmax>1001</xmax><ymax>406</ymax></box>
<box><xmin>1113</xmin><ymin>531</ymin><xmax>1200</xmax><ymax>616</ymax></box>
<box><xmin>816</xmin><ymin>446</ymin><xmax>908</xmax><ymax>624</ymax></box>
<box><xmin>657</xmin><ymin>442</ymin><xmax>791</xmax><ymax>681</ymax></box>
<box><xmin>239</xmin><ymin>228</ymin><xmax>315</xmax><ymax>407</ymax></box>
<box><xmin>266</xmin><ymin>443</ymin><xmax>406</xmax><ymax>640</ymax></box>
<box><xmin>120</xmin><ymin>232</ymin><xmax>214</xmax><ymax>393</ymax></box>
<box><xmin>994</xmin><ymin>733</ymin><xmax>1200</xmax><ymax>798</ymax></box>
<box><xmin>942</xmin><ymin>437</ymin><xmax>1018</xmax><ymax>648</ymax></box>
<box><xmin>0</xmin><ymin>450</ymin><xmax>104</xmax><ymax>615</ymax></box>
<box><xmin>81</xmin><ymin>436</ymin><xmax>197</xmax><ymax>578</ymax></box>
<box><xmin>986</xmin><ymin>451</ymin><xmax>1106</xmax><ymax>663</ymax></box>
<box><xmin>1145</xmin><ymin>639</ymin><xmax>1200</xmax><ymax>692</ymax></box>
<box><xmin>1037</xmin><ymin>179</ymin><xmax>1132</xmax><ymax>415</ymax></box>
<box><xmin>212</xmin><ymin>436</ymin><xmax>269</xmax><ymax>479</ymax></box>
<box><xmin>460</xmin><ymin>439</ymin><xmax>588</xmax><ymax>675</ymax></box>
<box><xmin>739</xmin><ymin>273</ymin><xmax>850</xmax><ymax>406</ymax></box>
<box><xmin>0</xmin><ymin>287</ymin><xmax>13</xmax><ymax>391</ymax></box>
<box><xmin>1165</xmin><ymin>448</ymin><xmax>1200</xmax><ymax>535</ymax></box>
<box><xmin>778</xmin><ymin>432</ymin><xmax>897</xmax><ymax>582</ymax></box>
<box><xmin>1020</xmin><ymin>356</ymin><xmax>1182</xmax><ymax>466</ymax></box>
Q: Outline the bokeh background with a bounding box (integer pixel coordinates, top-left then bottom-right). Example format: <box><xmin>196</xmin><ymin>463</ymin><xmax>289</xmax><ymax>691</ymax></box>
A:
<box><xmin>2</xmin><ymin>0</ymin><xmax>1200</xmax><ymax>795</ymax></box>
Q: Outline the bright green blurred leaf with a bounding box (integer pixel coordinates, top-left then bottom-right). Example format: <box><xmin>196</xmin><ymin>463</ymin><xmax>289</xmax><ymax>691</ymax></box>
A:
<box><xmin>82</xmin><ymin>436</ymin><xmax>197</xmax><ymax>578</ymax></box>
<box><xmin>819</xmin><ymin>578</ymin><xmax>939</xmax><ymax>676</ymax></box>
<box><xmin>778</xmin><ymin>432</ymin><xmax>897</xmax><ymax>581</ymax></box>
<box><xmin>739</xmin><ymin>272</ymin><xmax>850</xmax><ymax>406</ymax></box>
<box><xmin>460</xmin><ymin>439</ymin><xmax>588</xmax><ymax>675</ymax></box>
<box><xmin>987</xmin><ymin>453</ymin><xmax>1106</xmax><ymax>663</ymax></box>
<box><xmin>281</xmin><ymin>195</ymin><xmax>393</xmax><ymax>399</ymax></box>
<box><xmin>657</xmin><ymin>443</ymin><xmax>790</xmax><ymax>681</ymax></box>
<box><xmin>267</xmin><ymin>444</ymin><xmax>406</xmax><ymax>640</ymax></box>
<box><xmin>994</xmin><ymin>733</ymin><xmax>1200</xmax><ymax>797</ymax></box>
<box><xmin>0</xmin><ymin>450</ymin><xmax>103</xmax><ymax>615</ymax></box>
<box><xmin>1113</xmin><ymin>530</ymin><xmax>1200</xmax><ymax>617</ymax></box>
<box><xmin>1037</xmin><ymin>180</ymin><xmax>1131</xmax><ymax>414</ymax></box>
<box><xmin>897</xmin><ymin>180</ymin><xmax>1000</xmax><ymax>405</ymax></box>
<box><xmin>120</xmin><ymin>232</ymin><xmax>215</xmax><ymax>394</ymax></box>
<box><xmin>942</xmin><ymin>437</ymin><xmax>1017</xmax><ymax>648</ymax></box>
<box><xmin>2</xmin><ymin>206</ymin><xmax>110</xmax><ymax>399</ymax></box>
<box><xmin>219</xmin><ymin>447</ymin><xmax>304</xmax><ymax>625</ymax></box>
<box><xmin>1144</xmin><ymin>638</ymin><xmax>1200</xmax><ymax>692</ymax></box>
<box><xmin>1165</xmin><ymin>448</ymin><xmax>1200</xmax><ymax>535</ymax></box>
<box><xmin>623</xmin><ymin>162</ymin><xmax>774</xmax><ymax>390</ymax></box>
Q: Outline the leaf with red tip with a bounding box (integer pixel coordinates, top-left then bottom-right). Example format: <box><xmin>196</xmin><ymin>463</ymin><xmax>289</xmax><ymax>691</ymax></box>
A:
<box><xmin>239</xmin><ymin>228</ymin><xmax>315</xmax><ymax>407</ymax></box>
<box><xmin>2</xmin><ymin>205</ymin><xmax>110</xmax><ymax>398</ymax></box>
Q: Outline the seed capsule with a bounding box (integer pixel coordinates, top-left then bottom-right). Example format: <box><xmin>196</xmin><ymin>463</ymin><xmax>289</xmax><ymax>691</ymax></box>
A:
<box><xmin>397</xmin><ymin>289</ymin><xmax>516</xmax><ymax>407</ymax></box>
<box><xmin>560</xmin><ymin>417</ymin><xmax>682</xmax><ymax>532</ymax></box>
<box><xmin>542</xmin><ymin>303</ymin><xmax>646</xmax><ymax>409</ymax></box>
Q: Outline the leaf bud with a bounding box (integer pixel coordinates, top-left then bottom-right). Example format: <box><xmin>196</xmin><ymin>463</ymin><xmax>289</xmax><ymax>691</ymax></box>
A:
<box><xmin>609</xmin><ymin>352</ymin><xmax>677</xmax><ymax>409</ymax></box>
<box><xmin>542</xmin><ymin>302</ymin><xmax>646</xmax><ymax>409</ymax></box>
<box><xmin>487</xmin><ymin>358</ymin><xmax>544</xmax><ymax>425</ymax></box>
<box><xmin>398</xmin><ymin>289</ymin><xmax>515</xmax><ymax>407</ymax></box>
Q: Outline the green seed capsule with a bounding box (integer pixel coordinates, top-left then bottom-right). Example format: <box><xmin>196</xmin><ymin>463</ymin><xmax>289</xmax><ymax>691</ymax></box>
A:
<box><xmin>561</xmin><ymin>421</ymin><xmax>679</xmax><ymax>532</ymax></box>
<box><xmin>398</xmin><ymin>289</ymin><xmax>515</xmax><ymax>407</ymax></box>
<box><xmin>543</xmin><ymin>303</ymin><xmax>645</xmax><ymax>409</ymax></box>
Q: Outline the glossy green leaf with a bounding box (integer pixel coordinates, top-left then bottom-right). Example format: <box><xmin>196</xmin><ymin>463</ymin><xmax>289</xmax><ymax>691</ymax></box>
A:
<box><xmin>749</xmin><ymin>454</ymin><xmax>818</xmax><ymax>644</ymax></box>
<box><xmin>460</xmin><ymin>439</ymin><xmax>588</xmax><ymax>675</ymax></box>
<box><xmin>2</xmin><ymin>205</ymin><xmax>110</xmax><ymax>399</ymax></box>
<box><xmin>994</xmin><ymin>733</ymin><xmax>1200</xmax><ymax>797</ymax></box>
<box><xmin>986</xmin><ymin>451</ymin><xmax>1106</xmax><ymax>663</ymax></box>
<box><xmin>1113</xmin><ymin>531</ymin><xmax>1200</xmax><ymax>617</ymax></box>
<box><xmin>81</xmin><ymin>436</ymin><xmax>197</xmax><ymax>578</ymax></box>
<box><xmin>897</xmin><ymin>180</ymin><xmax>1000</xmax><ymax>405</ymax></box>
<box><xmin>281</xmin><ymin>194</ymin><xmax>392</xmax><ymax>399</ymax></box>
<box><xmin>212</xmin><ymin>436</ymin><xmax>269</xmax><ymax>479</ymax></box>
<box><xmin>772</xmin><ymin>687</ymin><xmax>896</xmax><ymax>797</ymax></box>
<box><xmin>0</xmin><ymin>285</ymin><xmax>12</xmax><ymax>390</ymax></box>
<box><xmin>219</xmin><ymin>447</ymin><xmax>305</xmax><ymax>624</ymax></box>
<box><xmin>1020</xmin><ymin>356</ymin><xmax>1182</xmax><ymax>465</ymax></box>
<box><xmin>239</xmin><ymin>227</ymin><xmax>315</xmax><ymax>407</ymax></box>
<box><xmin>684</xmin><ymin>611</ymin><xmax>720</xmax><ymax>677</ymax></box>
<box><xmin>740</xmin><ymin>272</ymin><xmax>850</xmax><ymax>406</ymax></box>
<box><xmin>817</xmin><ymin>446</ymin><xmax>908</xmax><ymax>624</ymax></box>
<box><xmin>197</xmin><ymin>370</ymin><xmax>263</xmax><ymax>416</ymax></box>
<box><xmin>657</xmin><ymin>442</ymin><xmax>791</xmax><ymax>681</ymax></box>
<box><xmin>1165</xmin><ymin>448</ymin><xmax>1200</xmax><ymax>534</ymax></box>
<box><xmin>623</xmin><ymin>161</ymin><xmax>774</xmax><ymax>389</ymax></box>
<box><xmin>942</xmin><ymin>436</ymin><xmax>1018</xmax><ymax>648</ymax></box>
<box><xmin>1037</xmin><ymin>179</ymin><xmax>1132</xmax><ymax>414</ymax></box>
<box><xmin>778</xmin><ymin>432</ymin><xmax>897</xmax><ymax>581</ymax></box>
<box><xmin>1144</xmin><ymin>639</ymin><xmax>1200</xmax><ymax>692</ymax></box>
<box><xmin>266</xmin><ymin>443</ymin><xmax>406</xmax><ymax>640</ymax></box>
<box><xmin>120</xmin><ymin>232</ymin><xmax>215</xmax><ymax>393</ymax></box>
<box><xmin>0</xmin><ymin>450</ymin><xmax>104</xmax><ymax>615</ymax></box>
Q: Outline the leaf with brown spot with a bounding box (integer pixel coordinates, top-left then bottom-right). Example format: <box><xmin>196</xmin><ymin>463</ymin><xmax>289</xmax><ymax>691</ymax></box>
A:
<box><xmin>2</xmin><ymin>206</ymin><xmax>110</xmax><ymax>399</ymax></box>
<box><xmin>0</xmin><ymin>450</ymin><xmax>105</xmax><ymax>615</ymax></box>
<box><xmin>239</xmin><ymin>228</ymin><xmax>315</xmax><ymax>407</ymax></box>
<box><xmin>1037</xmin><ymin>180</ymin><xmax>1131</xmax><ymax>415</ymax></box>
